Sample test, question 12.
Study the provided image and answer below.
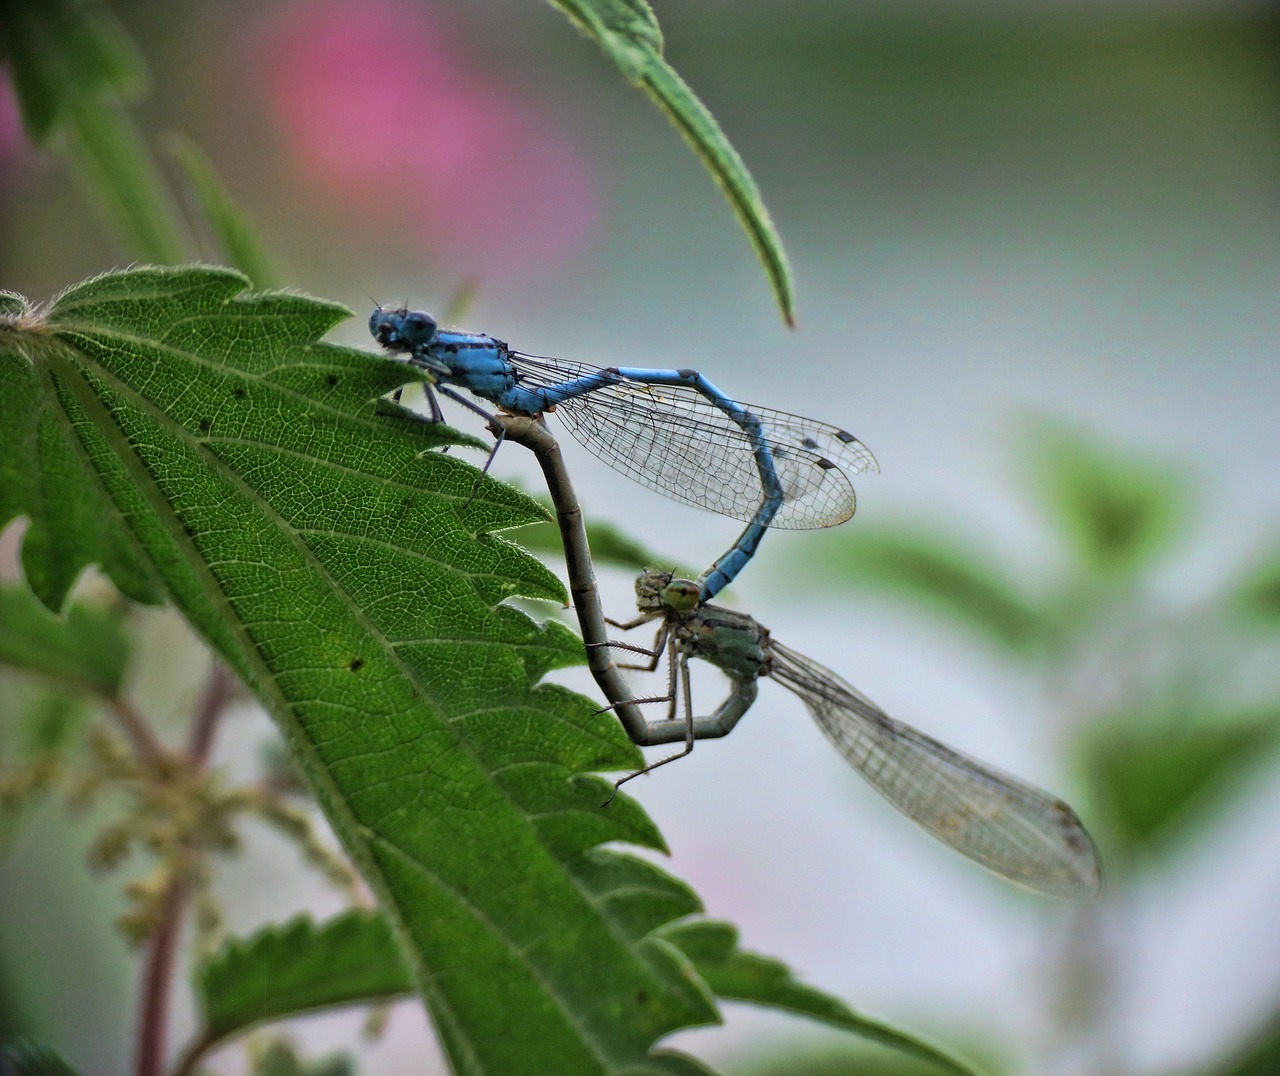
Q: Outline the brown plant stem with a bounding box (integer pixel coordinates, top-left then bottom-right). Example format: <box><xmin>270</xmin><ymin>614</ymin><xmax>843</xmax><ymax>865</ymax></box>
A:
<box><xmin>135</xmin><ymin>876</ymin><xmax>188</xmax><ymax>1076</ymax></box>
<box><xmin>133</xmin><ymin>660</ymin><xmax>237</xmax><ymax>1076</ymax></box>
<box><xmin>188</xmin><ymin>661</ymin><xmax>237</xmax><ymax>765</ymax></box>
<box><xmin>112</xmin><ymin>694</ymin><xmax>166</xmax><ymax>765</ymax></box>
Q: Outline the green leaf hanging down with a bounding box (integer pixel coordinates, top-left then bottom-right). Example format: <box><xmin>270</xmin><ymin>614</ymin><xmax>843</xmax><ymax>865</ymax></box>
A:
<box><xmin>190</xmin><ymin>912</ymin><xmax>976</xmax><ymax>1076</ymax></box>
<box><xmin>165</xmin><ymin>133</ymin><xmax>281</xmax><ymax>290</ymax></box>
<box><xmin>1</xmin><ymin>266</ymin><xmax>726</xmax><ymax>1074</ymax></box>
<box><xmin>0</xmin><ymin>0</ymin><xmax>145</xmax><ymax>142</ymax></box>
<box><xmin>0</xmin><ymin>0</ymin><xmax>186</xmax><ymax>262</ymax></box>
<box><xmin>545</xmin><ymin>0</ymin><xmax>796</xmax><ymax>325</ymax></box>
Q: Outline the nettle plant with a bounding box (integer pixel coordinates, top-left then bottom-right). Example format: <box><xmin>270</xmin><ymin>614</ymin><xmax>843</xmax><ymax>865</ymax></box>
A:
<box><xmin>0</xmin><ymin>2</ymin><xmax>974</xmax><ymax>1075</ymax></box>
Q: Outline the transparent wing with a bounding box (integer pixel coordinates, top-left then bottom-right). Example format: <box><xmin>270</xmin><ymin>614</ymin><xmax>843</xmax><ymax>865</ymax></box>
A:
<box><xmin>508</xmin><ymin>351</ymin><xmax>878</xmax><ymax>529</ymax></box>
<box><xmin>768</xmin><ymin>641</ymin><xmax>1102</xmax><ymax>899</ymax></box>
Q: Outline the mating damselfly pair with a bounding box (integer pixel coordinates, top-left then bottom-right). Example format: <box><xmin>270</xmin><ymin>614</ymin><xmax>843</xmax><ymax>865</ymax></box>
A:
<box><xmin>372</xmin><ymin>308</ymin><xmax>1103</xmax><ymax>901</ymax></box>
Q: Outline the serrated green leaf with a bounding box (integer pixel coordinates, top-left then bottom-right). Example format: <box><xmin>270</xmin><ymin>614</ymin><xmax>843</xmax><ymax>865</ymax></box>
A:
<box><xmin>0</xmin><ymin>0</ymin><xmax>186</xmax><ymax>262</ymax></box>
<box><xmin>545</xmin><ymin>0</ymin><xmax>794</xmax><ymax>324</ymax></box>
<box><xmin>812</xmin><ymin>527</ymin><xmax>1048</xmax><ymax>655</ymax></box>
<box><xmin>1</xmin><ymin>265</ymin><xmax>736</xmax><ymax>1074</ymax></box>
<box><xmin>1023</xmin><ymin>423</ymin><xmax>1184</xmax><ymax>580</ymax></box>
<box><xmin>0</xmin><ymin>301</ymin><xmax>164</xmax><ymax>610</ymax></box>
<box><xmin>165</xmin><ymin>133</ymin><xmax>281</xmax><ymax>289</ymax></box>
<box><xmin>196</xmin><ymin>912</ymin><xmax>411</xmax><ymax>1047</ymax></box>
<box><xmin>656</xmin><ymin>921</ymin><xmax>977</xmax><ymax>1076</ymax></box>
<box><xmin>196</xmin><ymin>910</ymin><xmax>969</xmax><ymax>1075</ymax></box>
<box><xmin>0</xmin><ymin>583</ymin><xmax>129</xmax><ymax>697</ymax></box>
<box><xmin>1080</xmin><ymin>708</ymin><xmax>1280</xmax><ymax>859</ymax></box>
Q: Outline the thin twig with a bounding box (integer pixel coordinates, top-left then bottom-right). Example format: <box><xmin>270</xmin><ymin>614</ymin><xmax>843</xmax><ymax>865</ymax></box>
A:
<box><xmin>188</xmin><ymin>660</ymin><xmax>237</xmax><ymax>765</ymax></box>
<box><xmin>111</xmin><ymin>694</ymin><xmax>166</xmax><ymax>765</ymax></box>
<box><xmin>134</xmin><ymin>660</ymin><xmax>238</xmax><ymax>1076</ymax></box>
<box><xmin>134</xmin><ymin>876</ymin><xmax>187</xmax><ymax>1076</ymax></box>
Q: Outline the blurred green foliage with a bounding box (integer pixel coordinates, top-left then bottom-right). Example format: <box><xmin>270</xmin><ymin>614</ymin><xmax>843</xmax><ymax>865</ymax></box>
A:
<box><xmin>815</xmin><ymin>421</ymin><xmax>1280</xmax><ymax>877</ymax></box>
<box><xmin>791</xmin><ymin>418</ymin><xmax>1280</xmax><ymax>1071</ymax></box>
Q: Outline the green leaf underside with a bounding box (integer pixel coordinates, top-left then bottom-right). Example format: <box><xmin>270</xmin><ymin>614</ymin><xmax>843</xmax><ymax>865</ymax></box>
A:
<box><xmin>0</xmin><ymin>582</ymin><xmax>130</xmax><ymax>697</ymax></box>
<box><xmin>545</xmin><ymin>0</ymin><xmax>795</xmax><ymax>325</ymax></box>
<box><xmin>0</xmin><ymin>266</ymin><xmax>727</xmax><ymax>1074</ymax></box>
<box><xmin>198</xmin><ymin>912</ymin><xmax>972</xmax><ymax>1075</ymax></box>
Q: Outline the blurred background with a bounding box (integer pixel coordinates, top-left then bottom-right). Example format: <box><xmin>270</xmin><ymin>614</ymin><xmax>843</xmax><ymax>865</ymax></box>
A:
<box><xmin>3</xmin><ymin>0</ymin><xmax>1280</xmax><ymax>1073</ymax></box>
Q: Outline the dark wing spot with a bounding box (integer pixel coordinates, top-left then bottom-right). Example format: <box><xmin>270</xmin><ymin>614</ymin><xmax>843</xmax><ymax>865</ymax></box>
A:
<box><xmin>836</xmin><ymin>429</ymin><xmax>857</xmax><ymax>444</ymax></box>
<box><xmin>816</xmin><ymin>457</ymin><xmax>837</xmax><ymax>471</ymax></box>
<box><xmin>801</xmin><ymin>436</ymin><xmax>820</xmax><ymax>450</ymax></box>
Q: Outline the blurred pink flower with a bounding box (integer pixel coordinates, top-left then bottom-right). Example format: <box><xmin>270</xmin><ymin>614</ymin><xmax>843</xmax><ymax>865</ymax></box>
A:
<box><xmin>251</xmin><ymin>0</ymin><xmax>599</xmax><ymax>278</ymax></box>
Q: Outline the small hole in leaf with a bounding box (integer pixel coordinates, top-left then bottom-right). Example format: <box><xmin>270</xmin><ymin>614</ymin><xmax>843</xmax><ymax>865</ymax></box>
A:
<box><xmin>349</xmin><ymin>658</ymin><xmax>365</xmax><ymax>672</ymax></box>
<box><xmin>232</xmin><ymin>387</ymin><xmax>247</xmax><ymax>399</ymax></box>
<box><xmin>197</xmin><ymin>418</ymin><xmax>211</xmax><ymax>433</ymax></box>
<box><xmin>326</xmin><ymin>374</ymin><xmax>338</xmax><ymax>387</ymax></box>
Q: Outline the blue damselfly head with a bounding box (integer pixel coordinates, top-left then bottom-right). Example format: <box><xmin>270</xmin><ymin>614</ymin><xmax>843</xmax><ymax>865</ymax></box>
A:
<box><xmin>369</xmin><ymin>307</ymin><xmax>438</xmax><ymax>352</ymax></box>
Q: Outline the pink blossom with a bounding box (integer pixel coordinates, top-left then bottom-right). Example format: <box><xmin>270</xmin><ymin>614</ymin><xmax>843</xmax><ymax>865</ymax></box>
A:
<box><xmin>252</xmin><ymin>0</ymin><xmax>599</xmax><ymax>278</ymax></box>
